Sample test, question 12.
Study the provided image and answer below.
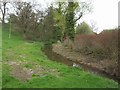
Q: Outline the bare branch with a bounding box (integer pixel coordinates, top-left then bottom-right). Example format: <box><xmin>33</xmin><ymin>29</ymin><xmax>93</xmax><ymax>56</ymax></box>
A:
<box><xmin>0</xmin><ymin>6</ymin><xmax>3</xmax><ymax>15</ymax></box>
<box><xmin>74</xmin><ymin>12</ymin><xmax>83</xmax><ymax>22</ymax></box>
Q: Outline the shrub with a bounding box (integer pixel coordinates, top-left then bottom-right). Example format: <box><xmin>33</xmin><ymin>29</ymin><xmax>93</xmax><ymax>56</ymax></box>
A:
<box><xmin>76</xmin><ymin>22</ymin><xmax>93</xmax><ymax>35</ymax></box>
<box><xmin>74</xmin><ymin>30</ymin><xmax>118</xmax><ymax>59</ymax></box>
<box><xmin>44</xmin><ymin>39</ymin><xmax>57</xmax><ymax>46</ymax></box>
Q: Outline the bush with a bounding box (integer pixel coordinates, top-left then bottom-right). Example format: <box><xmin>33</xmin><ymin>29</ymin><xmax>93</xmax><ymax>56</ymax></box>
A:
<box><xmin>74</xmin><ymin>30</ymin><xmax>118</xmax><ymax>59</ymax></box>
<box><xmin>44</xmin><ymin>39</ymin><xmax>56</xmax><ymax>46</ymax></box>
<box><xmin>76</xmin><ymin>22</ymin><xmax>93</xmax><ymax>35</ymax></box>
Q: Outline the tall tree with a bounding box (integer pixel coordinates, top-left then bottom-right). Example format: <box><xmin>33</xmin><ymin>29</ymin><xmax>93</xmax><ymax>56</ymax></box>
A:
<box><xmin>65</xmin><ymin>1</ymin><xmax>76</xmax><ymax>40</ymax></box>
<box><xmin>65</xmin><ymin>0</ymin><xmax>92</xmax><ymax>41</ymax></box>
<box><xmin>9</xmin><ymin>1</ymin><xmax>46</xmax><ymax>40</ymax></box>
<box><xmin>43</xmin><ymin>5</ymin><xmax>55</xmax><ymax>41</ymax></box>
<box><xmin>10</xmin><ymin>2</ymin><xmax>37</xmax><ymax>39</ymax></box>
<box><xmin>53</xmin><ymin>2</ymin><xmax>66</xmax><ymax>41</ymax></box>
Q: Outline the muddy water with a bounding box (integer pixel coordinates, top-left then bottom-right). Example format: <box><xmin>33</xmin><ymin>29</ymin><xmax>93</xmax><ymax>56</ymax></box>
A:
<box><xmin>43</xmin><ymin>45</ymin><xmax>119</xmax><ymax>83</ymax></box>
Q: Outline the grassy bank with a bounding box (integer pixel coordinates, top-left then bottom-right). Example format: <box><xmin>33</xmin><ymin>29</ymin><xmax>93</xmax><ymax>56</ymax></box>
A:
<box><xmin>0</xmin><ymin>24</ymin><xmax>2</xmax><ymax>89</ymax></box>
<box><xmin>2</xmin><ymin>26</ymin><xmax>118</xmax><ymax>88</ymax></box>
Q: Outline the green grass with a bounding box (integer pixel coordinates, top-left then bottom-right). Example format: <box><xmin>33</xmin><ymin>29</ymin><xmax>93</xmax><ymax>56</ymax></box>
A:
<box><xmin>0</xmin><ymin>24</ymin><xmax>2</xmax><ymax>89</ymax></box>
<box><xmin>2</xmin><ymin>25</ymin><xmax>118</xmax><ymax>88</ymax></box>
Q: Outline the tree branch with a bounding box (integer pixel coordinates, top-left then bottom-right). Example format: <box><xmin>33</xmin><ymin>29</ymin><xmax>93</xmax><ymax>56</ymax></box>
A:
<box><xmin>74</xmin><ymin>12</ymin><xmax>83</xmax><ymax>22</ymax></box>
<box><xmin>0</xmin><ymin>6</ymin><xmax>3</xmax><ymax>15</ymax></box>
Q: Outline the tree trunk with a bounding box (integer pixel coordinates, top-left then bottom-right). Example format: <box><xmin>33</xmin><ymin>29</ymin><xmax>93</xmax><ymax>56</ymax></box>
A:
<box><xmin>2</xmin><ymin>2</ymin><xmax>7</xmax><ymax>24</ymax></box>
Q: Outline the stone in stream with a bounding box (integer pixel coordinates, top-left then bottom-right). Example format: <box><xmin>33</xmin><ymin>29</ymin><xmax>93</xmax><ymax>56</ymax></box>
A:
<box><xmin>72</xmin><ymin>63</ymin><xmax>79</xmax><ymax>68</ymax></box>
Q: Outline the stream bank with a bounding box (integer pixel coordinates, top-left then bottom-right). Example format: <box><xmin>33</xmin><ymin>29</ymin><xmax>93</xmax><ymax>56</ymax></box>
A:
<box><xmin>43</xmin><ymin>44</ymin><xmax>119</xmax><ymax>83</ymax></box>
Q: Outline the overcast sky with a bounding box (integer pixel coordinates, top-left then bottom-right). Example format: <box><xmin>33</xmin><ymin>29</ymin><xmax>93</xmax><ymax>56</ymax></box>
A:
<box><xmin>81</xmin><ymin>0</ymin><xmax>119</xmax><ymax>33</ymax></box>
<box><xmin>36</xmin><ymin>0</ymin><xmax>119</xmax><ymax>33</ymax></box>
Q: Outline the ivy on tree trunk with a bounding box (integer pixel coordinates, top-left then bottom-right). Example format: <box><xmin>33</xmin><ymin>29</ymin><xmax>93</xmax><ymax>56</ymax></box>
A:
<box><xmin>65</xmin><ymin>1</ymin><xmax>75</xmax><ymax>41</ymax></box>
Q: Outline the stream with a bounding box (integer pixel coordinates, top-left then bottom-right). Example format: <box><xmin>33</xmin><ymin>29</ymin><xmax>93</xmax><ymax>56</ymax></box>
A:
<box><xmin>43</xmin><ymin>45</ymin><xmax>119</xmax><ymax>83</ymax></box>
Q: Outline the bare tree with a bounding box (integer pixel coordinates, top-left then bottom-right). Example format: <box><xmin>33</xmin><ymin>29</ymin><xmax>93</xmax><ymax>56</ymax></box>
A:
<box><xmin>9</xmin><ymin>2</ymin><xmax>45</xmax><ymax>40</ymax></box>
<box><xmin>0</xmin><ymin>0</ymin><xmax>8</xmax><ymax>24</ymax></box>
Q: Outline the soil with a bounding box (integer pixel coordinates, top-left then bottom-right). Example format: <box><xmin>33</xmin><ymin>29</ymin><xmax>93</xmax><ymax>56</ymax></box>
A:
<box><xmin>43</xmin><ymin>43</ymin><xmax>119</xmax><ymax>83</ymax></box>
<box><xmin>6</xmin><ymin>61</ymin><xmax>59</xmax><ymax>82</ymax></box>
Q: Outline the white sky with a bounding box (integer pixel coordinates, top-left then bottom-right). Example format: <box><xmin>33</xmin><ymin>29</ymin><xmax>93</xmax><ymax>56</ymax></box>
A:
<box><xmin>35</xmin><ymin>0</ymin><xmax>119</xmax><ymax>33</ymax></box>
<box><xmin>80</xmin><ymin>0</ymin><xmax>119</xmax><ymax>33</ymax></box>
